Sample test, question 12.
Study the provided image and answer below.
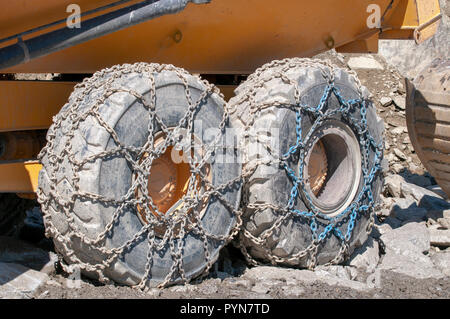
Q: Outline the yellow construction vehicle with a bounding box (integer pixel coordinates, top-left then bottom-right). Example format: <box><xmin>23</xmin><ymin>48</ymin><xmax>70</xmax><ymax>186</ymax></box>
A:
<box><xmin>0</xmin><ymin>0</ymin><xmax>445</xmax><ymax>287</ymax></box>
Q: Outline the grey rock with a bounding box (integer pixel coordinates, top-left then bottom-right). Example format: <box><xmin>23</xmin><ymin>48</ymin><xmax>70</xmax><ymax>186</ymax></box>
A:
<box><xmin>393</xmin><ymin>207</ymin><xmax>428</xmax><ymax>222</ymax></box>
<box><xmin>280</xmin><ymin>285</ymin><xmax>305</xmax><ymax>297</ymax></box>
<box><xmin>437</xmin><ymin>218</ymin><xmax>450</xmax><ymax>229</ymax></box>
<box><xmin>385</xmin><ymin>152</ymin><xmax>397</xmax><ymax>164</ymax></box>
<box><xmin>379</xmin><ymin>251</ymin><xmax>443</xmax><ymax>279</ymax></box>
<box><xmin>383</xmin><ymin>216</ymin><xmax>403</xmax><ymax>229</ymax></box>
<box><xmin>347</xmin><ymin>56</ymin><xmax>384</xmax><ymax>70</ymax></box>
<box><xmin>243</xmin><ymin>266</ymin><xmax>372</xmax><ymax>292</ymax></box>
<box><xmin>389</xmin><ymin>195</ymin><xmax>419</xmax><ymax>221</ymax></box>
<box><xmin>397</xmin><ymin>81</ymin><xmax>405</xmax><ymax>94</ymax></box>
<box><xmin>430</xmin><ymin>250</ymin><xmax>450</xmax><ymax>276</ymax></box>
<box><xmin>393</xmin><ymin>148</ymin><xmax>407</xmax><ymax>161</ymax></box>
<box><xmin>408</xmin><ymin>163</ymin><xmax>422</xmax><ymax>175</ymax></box>
<box><xmin>428</xmin><ymin>227</ymin><xmax>450</xmax><ymax>247</ymax></box>
<box><xmin>402</xmin><ymin>136</ymin><xmax>411</xmax><ymax>144</ymax></box>
<box><xmin>377</xmin><ymin>208</ymin><xmax>391</xmax><ymax>218</ymax></box>
<box><xmin>384</xmin><ymin>174</ymin><xmax>405</xmax><ymax>197</ymax></box>
<box><xmin>380</xmin><ymin>97</ymin><xmax>392</xmax><ymax>106</ymax></box>
<box><xmin>427</xmin><ymin>210</ymin><xmax>450</xmax><ymax>229</ymax></box>
<box><xmin>315</xmin><ymin>265</ymin><xmax>358</xmax><ymax>281</ymax></box>
<box><xmin>0</xmin><ymin>262</ymin><xmax>49</xmax><ymax>299</ymax></box>
<box><xmin>223</xmin><ymin>278</ymin><xmax>252</xmax><ymax>290</ymax></box>
<box><xmin>390</xmin><ymin>126</ymin><xmax>407</xmax><ymax>135</ymax></box>
<box><xmin>400</xmin><ymin>181</ymin><xmax>444</xmax><ymax>203</ymax></box>
<box><xmin>381</xmin><ymin>196</ymin><xmax>395</xmax><ymax>210</ymax></box>
<box><xmin>380</xmin><ymin>222</ymin><xmax>430</xmax><ymax>255</ymax></box>
<box><xmin>197</xmin><ymin>278</ymin><xmax>221</xmax><ymax>295</ymax></box>
<box><xmin>314</xmin><ymin>269</ymin><xmax>371</xmax><ymax>292</ymax></box>
<box><xmin>392</xmin><ymin>163</ymin><xmax>405</xmax><ymax>174</ymax></box>
<box><xmin>169</xmin><ymin>284</ymin><xmax>194</xmax><ymax>293</ymax></box>
<box><xmin>427</xmin><ymin>210</ymin><xmax>450</xmax><ymax>220</ymax></box>
<box><xmin>407</xmin><ymin>175</ymin><xmax>432</xmax><ymax>188</ymax></box>
<box><xmin>391</xmin><ymin>195</ymin><xmax>417</xmax><ymax>210</ymax></box>
<box><xmin>347</xmin><ymin>237</ymin><xmax>380</xmax><ymax>271</ymax></box>
<box><xmin>251</xmin><ymin>281</ymin><xmax>272</xmax><ymax>294</ymax></box>
<box><xmin>393</xmin><ymin>96</ymin><xmax>406</xmax><ymax>110</ymax></box>
<box><xmin>378</xmin><ymin>9</ymin><xmax>450</xmax><ymax>79</ymax></box>
<box><xmin>145</xmin><ymin>288</ymin><xmax>162</xmax><ymax>297</ymax></box>
<box><xmin>420</xmin><ymin>196</ymin><xmax>450</xmax><ymax>212</ymax></box>
<box><xmin>381</xmin><ymin>158</ymin><xmax>389</xmax><ymax>174</ymax></box>
<box><xmin>243</xmin><ymin>266</ymin><xmax>315</xmax><ymax>283</ymax></box>
<box><xmin>426</xmin><ymin>185</ymin><xmax>449</xmax><ymax>200</ymax></box>
<box><xmin>0</xmin><ymin>237</ymin><xmax>56</xmax><ymax>275</ymax></box>
<box><xmin>214</xmin><ymin>271</ymin><xmax>233</xmax><ymax>280</ymax></box>
<box><xmin>373</xmin><ymin>222</ymin><xmax>393</xmax><ymax>238</ymax></box>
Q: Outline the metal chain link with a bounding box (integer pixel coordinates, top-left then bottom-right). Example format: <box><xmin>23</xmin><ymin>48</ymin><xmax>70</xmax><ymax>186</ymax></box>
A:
<box><xmin>37</xmin><ymin>62</ymin><xmax>245</xmax><ymax>289</ymax></box>
<box><xmin>235</xmin><ymin>57</ymin><xmax>383</xmax><ymax>269</ymax></box>
<box><xmin>37</xmin><ymin>58</ymin><xmax>382</xmax><ymax>289</ymax></box>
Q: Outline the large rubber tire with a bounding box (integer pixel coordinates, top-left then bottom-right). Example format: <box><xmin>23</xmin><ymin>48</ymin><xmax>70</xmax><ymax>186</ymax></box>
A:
<box><xmin>229</xmin><ymin>58</ymin><xmax>384</xmax><ymax>267</ymax></box>
<box><xmin>406</xmin><ymin>58</ymin><xmax>450</xmax><ymax>196</ymax></box>
<box><xmin>37</xmin><ymin>63</ymin><xmax>241</xmax><ymax>287</ymax></box>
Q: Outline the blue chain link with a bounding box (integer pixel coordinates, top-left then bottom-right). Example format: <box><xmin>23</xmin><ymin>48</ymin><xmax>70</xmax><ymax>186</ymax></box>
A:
<box><xmin>282</xmin><ymin>83</ymin><xmax>382</xmax><ymax>245</ymax></box>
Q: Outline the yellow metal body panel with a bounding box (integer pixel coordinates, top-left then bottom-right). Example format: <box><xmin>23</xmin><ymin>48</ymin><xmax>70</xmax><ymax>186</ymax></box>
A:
<box><xmin>0</xmin><ymin>81</ymin><xmax>76</xmax><ymax>132</ymax></box>
<box><xmin>379</xmin><ymin>0</ymin><xmax>441</xmax><ymax>42</ymax></box>
<box><xmin>0</xmin><ymin>0</ymin><xmax>442</xmax><ymax>193</ymax></box>
<box><xmin>1</xmin><ymin>0</ymin><xmax>405</xmax><ymax>74</ymax></box>
<box><xmin>0</xmin><ymin>81</ymin><xmax>235</xmax><ymax>133</ymax></box>
<box><xmin>0</xmin><ymin>0</ymin><xmax>441</xmax><ymax>74</ymax></box>
<box><xmin>0</xmin><ymin>162</ymin><xmax>42</xmax><ymax>193</ymax></box>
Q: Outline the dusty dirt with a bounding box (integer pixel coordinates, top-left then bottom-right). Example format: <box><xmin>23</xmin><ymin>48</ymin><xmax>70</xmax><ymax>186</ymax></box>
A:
<box><xmin>33</xmin><ymin>267</ymin><xmax>450</xmax><ymax>299</ymax></box>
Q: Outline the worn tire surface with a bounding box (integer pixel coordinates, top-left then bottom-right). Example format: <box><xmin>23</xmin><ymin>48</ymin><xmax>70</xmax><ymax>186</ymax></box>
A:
<box><xmin>406</xmin><ymin>58</ymin><xmax>450</xmax><ymax>196</ymax></box>
<box><xmin>229</xmin><ymin>59</ymin><xmax>384</xmax><ymax>267</ymax></box>
<box><xmin>38</xmin><ymin>63</ymin><xmax>241</xmax><ymax>287</ymax></box>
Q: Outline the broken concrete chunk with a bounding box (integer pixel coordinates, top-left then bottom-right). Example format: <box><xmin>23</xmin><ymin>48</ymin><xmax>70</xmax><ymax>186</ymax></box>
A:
<box><xmin>429</xmin><ymin>227</ymin><xmax>450</xmax><ymax>247</ymax></box>
<box><xmin>430</xmin><ymin>250</ymin><xmax>450</xmax><ymax>276</ymax></box>
<box><xmin>384</xmin><ymin>174</ymin><xmax>405</xmax><ymax>197</ymax></box>
<box><xmin>393</xmin><ymin>96</ymin><xmax>406</xmax><ymax>110</ymax></box>
<box><xmin>0</xmin><ymin>262</ymin><xmax>49</xmax><ymax>299</ymax></box>
<box><xmin>400</xmin><ymin>181</ymin><xmax>444</xmax><ymax>203</ymax></box>
<box><xmin>380</xmin><ymin>97</ymin><xmax>392</xmax><ymax>106</ymax></box>
<box><xmin>0</xmin><ymin>236</ymin><xmax>56</xmax><ymax>275</ymax></box>
<box><xmin>347</xmin><ymin>237</ymin><xmax>380</xmax><ymax>271</ymax></box>
<box><xmin>393</xmin><ymin>148</ymin><xmax>407</xmax><ymax>161</ymax></box>
<box><xmin>347</xmin><ymin>56</ymin><xmax>384</xmax><ymax>70</ymax></box>
<box><xmin>380</xmin><ymin>222</ymin><xmax>430</xmax><ymax>255</ymax></box>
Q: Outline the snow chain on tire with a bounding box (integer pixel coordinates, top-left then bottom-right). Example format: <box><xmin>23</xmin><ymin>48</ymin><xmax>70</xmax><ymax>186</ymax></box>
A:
<box><xmin>37</xmin><ymin>63</ymin><xmax>247</xmax><ymax>289</ymax></box>
<box><xmin>229</xmin><ymin>58</ymin><xmax>384</xmax><ymax>268</ymax></box>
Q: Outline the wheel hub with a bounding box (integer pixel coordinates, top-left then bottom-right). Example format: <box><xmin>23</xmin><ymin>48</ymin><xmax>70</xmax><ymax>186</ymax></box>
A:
<box><xmin>145</xmin><ymin>146</ymin><xmax>190</xmax><ymax>214</ymax></box>
<box><xmin>307</xmin><ymin>140</ymin><xmax>328</xmax><ymax>196</ymax></box>
<box><xmin>303</xmin><ymin>120</ymin><xmax>362</xmax><ymax>217</ymax></box>
<box><xmin>134</xmin><ymin>132</ymin><xmax>211</xmax><ymax>237</ymax></box>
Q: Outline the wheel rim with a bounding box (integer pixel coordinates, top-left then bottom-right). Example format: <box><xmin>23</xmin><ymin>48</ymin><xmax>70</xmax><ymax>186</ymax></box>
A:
<box><xmin>303</xmin><ymin>120</ymin><xmax>362</xmax><ymax>217</ymax></box>
<box><xmin>134</xmin><ymin>132</ymin><xmax>211</xmax><ymax>236</ymax></box>
<box><xmin>307</xmin><ymin>140</ymin><xmax>328</xmax><ymax>196</ymax></box>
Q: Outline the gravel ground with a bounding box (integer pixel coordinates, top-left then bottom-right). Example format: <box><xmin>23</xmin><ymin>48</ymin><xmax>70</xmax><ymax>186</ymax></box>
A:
<box><xmin>33</xmin><ymin>267</ymin><xmax>450</xmax><ymax>299</ymax></box>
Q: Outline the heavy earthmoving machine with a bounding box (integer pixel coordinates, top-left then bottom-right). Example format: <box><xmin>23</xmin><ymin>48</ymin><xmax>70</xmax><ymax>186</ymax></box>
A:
<box><xmin>0</xmin><ymin>0</ymin><xmax>447</xmax><ymax>287</ymax></box>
